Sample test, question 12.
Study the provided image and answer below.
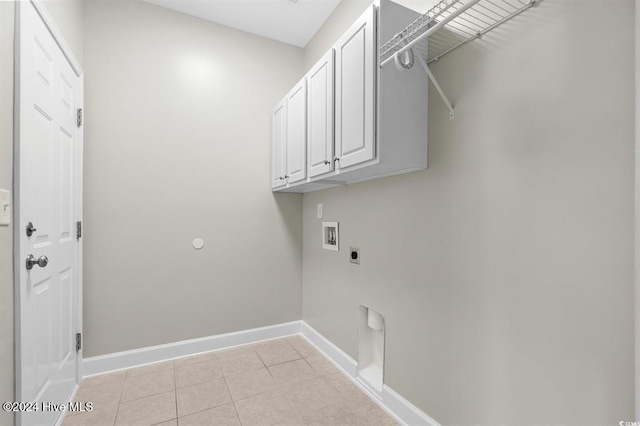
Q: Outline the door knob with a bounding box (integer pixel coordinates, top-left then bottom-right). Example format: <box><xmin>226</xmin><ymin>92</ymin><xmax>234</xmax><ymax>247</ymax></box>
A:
<box><xmin>26</xmin><ymin>254</ymin><xmax>48</xmax><ymax>270</ymax></box>
<box><xmin>26</xmin><ymin>222</ymin><xmax>37</xmax><ymax>237</ymax></box>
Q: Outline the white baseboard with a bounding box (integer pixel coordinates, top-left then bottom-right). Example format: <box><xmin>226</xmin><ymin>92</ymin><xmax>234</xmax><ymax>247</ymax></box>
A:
<box><xmin>82</xmin><ymin>321</ymin><xmax>303</xmax><ymax>376</ymax></box>
<box><xmin>82</xmin><ymin>320</ymin><xmax>439</xmax><ymax>426</ymax></box>
<box><xmin>300</xmin><ymin>322</ymin><xmax>358</xmax><ymax>377</ymax></box>
<box><xmin>301</xmin><ymin>322</ymin><xmax>441</xmax><ymax>426</ymax></box>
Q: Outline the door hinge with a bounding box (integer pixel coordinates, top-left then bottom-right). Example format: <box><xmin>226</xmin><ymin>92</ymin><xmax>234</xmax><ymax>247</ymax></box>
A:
<box><xmin>76</xmin><ymin>221</ymin><xmax>82</xmax><ymax>239</ymax></box>
<box><xmin>76</xmin><ymin>333</ymin><xmax>82</xmax><ymax>352</ymax></box>
<box><xmin>77</xmin><ymin>108</ymin><xmax>83</xmax><ymax>128</ymax></box>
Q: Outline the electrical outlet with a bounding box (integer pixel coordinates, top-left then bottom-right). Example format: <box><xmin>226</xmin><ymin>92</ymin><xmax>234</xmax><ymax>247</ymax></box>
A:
<box><xmin>350</xmin><ymin>247</ymin><xmax>360</xmax><ymax>265</ymax></box>
<box><xmin>317</xmin><ymin>203</ymin><xmax>323</xmax><ymax>219</ymax></box>
<box><xmin>0</xmin><ymin>189</ymin><xmax>9</xmax><ymax>226</ymax></box>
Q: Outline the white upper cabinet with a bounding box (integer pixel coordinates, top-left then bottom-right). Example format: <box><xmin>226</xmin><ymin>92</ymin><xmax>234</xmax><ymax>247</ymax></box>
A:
<box><xmin>272</xmin><ymin>0</ymin><xmax>428</xmax><ymax>193</ymax></box>
<box><xmin>307</xmin><ymin>49</ymin><xmax>335</xmax><ymax>178</ymax></box>
<box><xmin>271</xmin><ymin>98</ymin><xmax>286</xmax><ymax>189</ymax></box>
<box><xmin>334</xmin><ymin>5</ymin><xmax>376</xmax><ymax>170</ymax></box>
<box><xmin>285</xmin><ymin>77</ymin><xmax>307</xmax><ymax>185</ymax></box>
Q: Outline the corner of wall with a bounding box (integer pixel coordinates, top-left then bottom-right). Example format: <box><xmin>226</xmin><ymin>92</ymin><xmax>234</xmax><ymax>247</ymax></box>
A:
<box><xmin>0</xmin><ymin>1</ymin><xmax>15</xmax><ymax>425</ymax></box>
<box><xmin>635</xmin><ymin>0</ymin><xmax>639</xmax><ymax>418</ymax></box>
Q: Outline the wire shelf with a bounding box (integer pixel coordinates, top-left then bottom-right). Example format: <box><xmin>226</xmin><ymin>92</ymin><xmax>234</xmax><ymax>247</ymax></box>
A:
<box><xmin>380</xmin><ymin>0</ymin><xmax>537</xmax><ymax>67</ymax></box>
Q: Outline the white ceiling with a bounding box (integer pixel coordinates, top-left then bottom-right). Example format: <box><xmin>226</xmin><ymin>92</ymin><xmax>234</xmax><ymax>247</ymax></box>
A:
<box><xmin>142</xmin><ymin>0</ymin><xmax>343</xmax><ymax>47</ymax></box>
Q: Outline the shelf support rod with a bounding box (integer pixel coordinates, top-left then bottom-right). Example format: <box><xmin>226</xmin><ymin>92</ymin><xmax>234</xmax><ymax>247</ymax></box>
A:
<box><xmin>418</xmin><ymin>55</ymin><xmax>454</xmax><ymax>120</ymax></box>
<box><xmin>380</xmin><ymin>0</ymin><xmax>482</xmax><ymax>69</ymax></box>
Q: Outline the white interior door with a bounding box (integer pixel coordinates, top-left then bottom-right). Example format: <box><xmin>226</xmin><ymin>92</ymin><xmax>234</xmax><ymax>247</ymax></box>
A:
<box><xmin>16</xmin><ymin>2</ymin><xmax>83</xmax><ymax>425</ymax></box>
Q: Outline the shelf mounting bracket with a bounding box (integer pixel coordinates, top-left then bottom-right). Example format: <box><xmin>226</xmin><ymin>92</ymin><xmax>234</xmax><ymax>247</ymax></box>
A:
<box><xmin>418</xmin><ymin>55</ymin><xmax>454</xmax><ymax>120</ymax></box>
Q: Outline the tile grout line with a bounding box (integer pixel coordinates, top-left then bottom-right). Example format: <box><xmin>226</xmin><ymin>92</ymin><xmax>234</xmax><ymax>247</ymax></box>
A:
<box><xmin>173</xmin><ymin>364</ymin><xmax>226</xmax><ymax>393</ymax></box>
<box><xmin>173</xmin><ymin>365</ymin><xmax>234</xmax><ymax>420</ymax></box>
<box><xmin>174</xmin><ymin>403</ymin><xmax>236</xmax><ymax>422</ymax></box>
<box><xmin>116</xmin><ymin>369</ymin><xmax>176</xmax><ymax>406</ymax></box>
<box><xmin>82</xmin><ymin>337</ymin><xmax>396</xmax><ymax>426</ymax></box>
<box><xmin>112</xmin><ymin>373</ymin><xmax>126</xmax><ymax>426</ymax></box>
<box><xmin>173</xmin><ymin>363</ymin><xmax>178</xmax><ymax>423</ymax></box>
<box><xmin>114</xmin><ymin>364</ymin><xmax>177</xmax><ymax>425</ymax></box>
<box><xmin>255</xmin><ymin>349</ymin><xmax>275</xmax><ymax>379</ymax></box>
<box><xmin>222</xmin><ymin>374</ymin><xmax>243</xmax><ymax>425</ymax></box>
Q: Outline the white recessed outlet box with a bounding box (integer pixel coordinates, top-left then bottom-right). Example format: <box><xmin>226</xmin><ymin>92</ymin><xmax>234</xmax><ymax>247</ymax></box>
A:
<box><xmin>322</xmin><ymin>221</ymin><xmax>338</xmax><ymax>251</ymax></box>
<box><xmin>0</xmin><ymin>189</ymin><xmax>10</xmax><ymax>226</ymax></box>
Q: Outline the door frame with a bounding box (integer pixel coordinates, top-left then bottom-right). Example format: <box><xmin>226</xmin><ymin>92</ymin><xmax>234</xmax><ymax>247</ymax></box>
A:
<box><xmin>13</xmin><ymin>0</ymin><xmax>84</xmax><ymax>417</ymax></box>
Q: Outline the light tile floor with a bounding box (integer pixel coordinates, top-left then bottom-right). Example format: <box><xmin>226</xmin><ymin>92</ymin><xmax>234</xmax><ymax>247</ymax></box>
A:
<box><xmin>63</xmin><ymin>335</ymin><xmax>398</xmax><ymax>426</ymax></box>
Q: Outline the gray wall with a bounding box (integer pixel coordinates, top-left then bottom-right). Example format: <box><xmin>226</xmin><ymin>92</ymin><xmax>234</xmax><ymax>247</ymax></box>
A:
<box><xmin>82</xmin><ymin>0</ymin><xmax>304</xmax><ymax>357</ymax></box>
<box><xmin>0</xmin><ymin>3</ymin><xmax>15</xmax><ymax>425</ymax></box>
<box><xmin>637</xmin><ymin>0</ymin><xmax>640</xmax><ymax>418</ymax></box>
<box><xmin>304</xmin><ymin>0</ymin><xmax>438</xmax><ymax>71</ymax></box>
<box><xmin>0</xmin><ymin>2</ymin><xmax>83</xmax><ymax>425</ymax></box>
<box><xmin>46</xmin><ymin>0</ymin><xmax>84</xmax><ymax>66</ymax></box>
<box><xmin>304</xmin><ymin>0</ymin><xmax>371</xmax><ymax>71</ymax></box>
<box><xmin>302</xmin><ymin>0</ymin><xmax>635</xmax><ymax>424</ymax></box>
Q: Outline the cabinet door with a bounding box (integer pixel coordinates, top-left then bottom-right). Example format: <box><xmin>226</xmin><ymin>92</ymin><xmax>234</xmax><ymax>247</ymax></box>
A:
<box><xmin>307</xmin><ymin>49</ymin><xmax>335</xmax><ymax>178</ymax></box>
<box><xmin>271</xmin><ymin>98</ymin><xmax>286</xmax><ymax>189</ymax></box>
<box><xmin>285</xmin><ymin>78</ymin><xmax>307</xmax><ymax>184</ymax></box>
<box><xmin>334</xmin><ymin>4</ymin><xmax>376</xmax><ymax>170</ymax></box>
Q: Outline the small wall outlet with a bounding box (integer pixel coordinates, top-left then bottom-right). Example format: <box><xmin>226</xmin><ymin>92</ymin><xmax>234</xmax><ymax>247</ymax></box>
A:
<box><xmin>317</xmin><ymin>203</ymin><xmax>323</xmax><ymax>219</ymax></box>
<box><xmin>0</xmin><ymin>189</ymin><xmax>10</xmax><ymax>226</ymax></box>
<box><xmin>322</xmin><ymin>221</ymin><xmax>338</xmax><ymax>251</ymax></box>
<box><xmin>350</xmin><ymin>247</ymin><xmax>360</xmax><ymax>264</ymax></box>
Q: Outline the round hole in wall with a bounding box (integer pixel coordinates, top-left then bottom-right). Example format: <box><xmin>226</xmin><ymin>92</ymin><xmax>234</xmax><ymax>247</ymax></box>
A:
<box><xmin>192</xmin><ymin>238</ymin><xmax>204</xmax><ymax>250</ymax></box>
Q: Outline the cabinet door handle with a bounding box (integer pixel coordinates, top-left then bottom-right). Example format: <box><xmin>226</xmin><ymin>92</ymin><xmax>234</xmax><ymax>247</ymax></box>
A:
<box><xmin>333</xmin><ymin>157</ymin><xmax>340</xmax><ymax>162</ymax></box>
<box><xmin>324</xmin><ymin>160</ymin><xmax>331</xmax><ymax>165</ymax></box>
<box><xmin>284</xmin><ymin>175</ymin><xmax>289</xmax><ymax>179</ymax></box>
